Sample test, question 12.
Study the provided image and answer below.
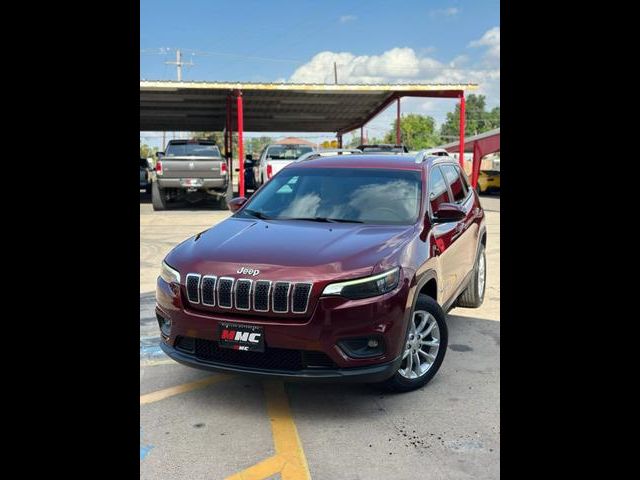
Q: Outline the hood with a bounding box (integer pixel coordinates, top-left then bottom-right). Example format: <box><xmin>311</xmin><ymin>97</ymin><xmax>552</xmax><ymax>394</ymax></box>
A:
<box><xmin>166</xmin><ymin>217</ymin><xmax>416</xmax><ymax>282</ymax></box>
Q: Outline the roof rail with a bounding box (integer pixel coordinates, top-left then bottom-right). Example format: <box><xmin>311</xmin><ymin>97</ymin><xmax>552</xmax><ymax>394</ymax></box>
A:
<box><xmin>414</xmin><ymin>150</ymin><xmax>429</xmax><ymax>163</ymax></box>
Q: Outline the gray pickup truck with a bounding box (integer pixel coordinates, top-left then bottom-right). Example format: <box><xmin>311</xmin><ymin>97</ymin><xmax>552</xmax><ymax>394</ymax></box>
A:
<box><xmin>152</xmin><ymin>139</ymin><xmax>229</xmax><ymax>210</ymax></box>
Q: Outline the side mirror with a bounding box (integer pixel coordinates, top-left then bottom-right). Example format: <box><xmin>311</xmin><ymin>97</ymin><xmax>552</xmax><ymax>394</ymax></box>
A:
<box><xmin>156</xmin><ymin>151</ymin><xmax>164</xmax><ymax>158</ymax></box>
<box><xmin>244</xmin><ymin>159</ymin><xmax>254</xmax><ymax>167</ymax></box>
<box><xmin>228</xmin><ymin>196</ymin><xmax>248</xmax><ymax>213</ymax></box>
<box><xmin>433</xmin><ymin>203</ymin><xmax>466</xmax><ymax>223</ymax></box>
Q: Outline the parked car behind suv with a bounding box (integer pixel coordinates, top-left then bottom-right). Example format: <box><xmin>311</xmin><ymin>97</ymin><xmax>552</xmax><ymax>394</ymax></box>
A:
<box><xmin>140</xmin><ymin>158</ymin><xmax>152</xmax><ymax>194</ymax></box>
<box><xmin>156</xmin><ymin>153</ymin><xmax>486</xmax><ymax>392</ymax></box>
<box><xmin>152</xmin><ymin>139</ymin><xmax>229</xmax><ymax>210</ymax></box>
<box><xmin>253</xmin><ymin>143</ymin><xmax>314</xmax><ymax>187</ymax></box>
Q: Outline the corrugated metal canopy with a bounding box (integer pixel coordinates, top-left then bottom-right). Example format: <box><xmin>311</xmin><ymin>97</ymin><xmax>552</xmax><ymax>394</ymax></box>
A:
<box><xmin>140</xmin><ymin>81</ymin><xmax>478</xmax><ymax>133</ymax></box>
<box><xmin>438</xmin><ymin>128</ymin><xmax>500</xmax><ymax>153</ymax></box>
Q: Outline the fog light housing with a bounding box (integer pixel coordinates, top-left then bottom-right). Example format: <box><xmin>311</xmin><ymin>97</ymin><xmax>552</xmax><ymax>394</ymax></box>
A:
<box><xmin>156</xmin><ymin>311</ymin><xmax>171</xmax><ymax>337</ymax></box>
<box><xmin>337</xmin><ymin>336</ymin><xmax>385</xmax><ymax>359</ymax></box>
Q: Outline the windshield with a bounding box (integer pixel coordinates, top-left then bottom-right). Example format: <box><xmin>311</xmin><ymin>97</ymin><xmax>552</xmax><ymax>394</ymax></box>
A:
<box><xmin>238</xmin><ymin>168</ymin><xmax>422</xmax><ymax>225</ymax></box>
<box><xmin>265</xmin><ymin>145</ymin><xmax>313</xmax><ymax>160</ymax></box>
<box><xmin>165</xmin><ymin>142</ymin><xmax>221</xmax><ymax>157</ymax></box>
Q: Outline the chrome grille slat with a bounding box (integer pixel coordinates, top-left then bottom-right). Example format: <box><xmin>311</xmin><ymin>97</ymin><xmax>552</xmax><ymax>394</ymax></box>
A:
<box><xmin>292</xmin><ymin>283</ymin><xmax>313</xmax><ymax>314</ymax></box>
<box><xmin>253</xmin><ymin>280</ymin><xmax>272</xmax><ymax>312</ymax></box>
<box><xmin>186</xmin><ymin>274</ymin><xmax>201</xmax><ymax>304</ymax></box>
<box><xmin>272</xmin><ymin>282</ymin><xmax>291</xmax><ymax>313</ymax></box>
<box><xmin>201</xmin><ymin>275</ymin><xmax>217</xmax><ymax>306</ymax></box>
<box><xmin>234</xmin><ymin>279</ymin><xmax>252</xmax><ymax>310</ymax></box>
<box><xmin>187</xmin><ymin>274</ymin><xmax>311</xmax><ymax>314</ymax></box>
<box><xmin>217</xmin><ymin>277</ymin><xmax>234</xmax><ymax>308</ymax></box>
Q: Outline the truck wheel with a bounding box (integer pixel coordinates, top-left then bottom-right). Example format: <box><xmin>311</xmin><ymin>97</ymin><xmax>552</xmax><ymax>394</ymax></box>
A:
<box><xmin>217</xmin><ymin>194</ymin><xmax>229</xmax><ymax>210</ymax></box>
<box><xmin>145</xmin><ymin>182</ymin><xmax>152</xmax><ymax>194</ymax></box>
<box><xmin>374</xmin><ymin>294</ymin><xmax>448</xmax><ymax>393</ymax></box>
<box><xmin>151</xmin><ymin>181</ymin><xmax>167</xmax><ymax>211</ymax></box>
<box><xmin>457</xmin><ymin>244</ymin><xmax>486</xmax><ymax>308</ymax></box>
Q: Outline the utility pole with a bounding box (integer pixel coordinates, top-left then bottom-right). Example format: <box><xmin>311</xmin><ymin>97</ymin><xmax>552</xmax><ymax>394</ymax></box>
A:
<box><xmin>165</xmin><ymin>49</ymin><xmax>194</xmax><ymax>81</ymax></box>
<box><xmin>334</xmin><ymin>62</ymin><xmax>338</xmax><ymax>84</ymax></box>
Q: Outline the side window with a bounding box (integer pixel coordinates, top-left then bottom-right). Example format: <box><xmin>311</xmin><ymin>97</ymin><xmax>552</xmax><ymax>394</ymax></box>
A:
<box><xmin>441</xmin><ymin>165</ymin><xmax>467</xmax><ymax>203</ymax></box>
<box><xmin>428</xmin><ymin>166</ymin><xmax>450</xmax><ymax>214</ymax></box>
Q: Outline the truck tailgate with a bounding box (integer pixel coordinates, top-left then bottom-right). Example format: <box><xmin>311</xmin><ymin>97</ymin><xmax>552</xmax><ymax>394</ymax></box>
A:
<box><xmin>161</xmin><ymin>157</ymin><xmax>224</xmax><ymax>178</ymax></box>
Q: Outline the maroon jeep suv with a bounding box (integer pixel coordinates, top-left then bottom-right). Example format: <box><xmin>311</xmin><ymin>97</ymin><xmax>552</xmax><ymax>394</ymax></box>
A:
<box><xmin>156</xmin><ymin>153</ymin><xmax>486</xmax><ymax>392</ymax></box>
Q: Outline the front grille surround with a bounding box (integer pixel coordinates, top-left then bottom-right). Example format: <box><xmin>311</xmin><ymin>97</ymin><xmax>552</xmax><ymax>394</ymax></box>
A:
<box><xmin>186</xmin><ymin>273</ymin><xmax>313</xmax><ymax>315</ymax></box>
<box><xmin>186</xmin><ymin>274</ymin><xmax>201</xmax><ymax>304</ymax></box>
<box><xmin>201</xmin><ymin>275</ymin><xmax>217</xmax><ymax>306</ymax></box>
<box><xmin>234</xmin><ymin>279</ymin><xmax>253</xmax><ymax>311</ymax></box>
<box><xmin>217</xmin><ymin>277</ymin><xmax>234</xmax><ymax>308</ymax></box>
<box><xmin>253</xmin><ymin>280</ymin><xmax>272</xmax><ymax>312</ymax></box>
<box><xmin>292</xmin><ymin>283</ymin><xmax>313</xmax><ymax>314</ymax></box>
<box><xmin>272</xmin><ymin>282</ymin><xmax>292</xmax><ymax>313</ymax></box>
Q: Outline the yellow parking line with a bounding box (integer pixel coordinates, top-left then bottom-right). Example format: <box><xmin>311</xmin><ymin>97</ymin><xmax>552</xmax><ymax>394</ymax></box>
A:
<box><xmin>140</xmin><ymin>374</ymin><xmax>232</xmax><ymax>405</ymax></box>
<box><xmin>225</xmin><ymin>381</ymin><xmax>311</xmax><ymax>480</ymax></box>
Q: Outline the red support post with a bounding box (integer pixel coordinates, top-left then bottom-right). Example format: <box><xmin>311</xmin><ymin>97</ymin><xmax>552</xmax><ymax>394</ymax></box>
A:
<box><xmin>236</xmin><ymin>90</ymin><xmax>245</xmax><ymax>198</ymax></box>
<box><xmin>458</xmin><ymin>93</ymin><xmax>465</xmax><ymax>169</ymax></box>
<box><xmin>472</xmin><ymin>142</ymin><xmax>482</xmax><ymax>189</ymax></box>
<box><xmin>226</xmin><ymin>94</ymin><xmax>233</xmax><ymax>191</ymax></box>
<box><xmin>396</xmin><ymin>97</ymin><xmax>401</xmax><ymax>145</ymax></box>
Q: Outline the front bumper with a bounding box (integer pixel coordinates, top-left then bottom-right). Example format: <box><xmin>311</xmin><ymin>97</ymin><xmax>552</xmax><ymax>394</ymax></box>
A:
<box><xmin>160</xmin><ymin>341</ymin><xmax>402</xmax><ymax>383</ymax></box>
<box><xmin>156</xmin><ymin>272</ymin><xmax>412</xmax><ymax>382</ymax></box>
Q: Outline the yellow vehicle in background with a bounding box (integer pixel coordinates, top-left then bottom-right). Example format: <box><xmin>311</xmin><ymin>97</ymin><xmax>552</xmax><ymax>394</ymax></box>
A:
<box><xmin>476</xmin><ymin>170</ymin><xmax>501</xmax><ymax>194</ymax></box>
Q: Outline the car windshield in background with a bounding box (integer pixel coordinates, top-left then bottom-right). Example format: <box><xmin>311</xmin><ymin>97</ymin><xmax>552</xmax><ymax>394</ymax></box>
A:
<box><xmin>362</xmin><ymin>146</ymin><xmax>405</xmax><ymax>153</ymax></box>
<box><xmin>165</xmin><ymin>142</ymin><xmax>221</xmax><ymax>157</ymax></box>
<box><xmin>266</xmin><ymin>145</ymin><xmax>313</xmax><ymax>160</ymax></box>
<box><xmin>239</xmin><ymin>168</ymin><xmax>422</xmax><ymax>225</ymax></box>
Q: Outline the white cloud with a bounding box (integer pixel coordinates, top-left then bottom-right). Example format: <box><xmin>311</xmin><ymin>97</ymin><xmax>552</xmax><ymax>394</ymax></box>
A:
<box><xmin>469</xmin><ymin>26</ymin><xmax>500</xmax><ymax>64</ymax></box>
<box><xmin>339</xmin><ymin>15</ymin><xmax>357</xmax><ymax>23</ymax></box>
<box><xmin>288</xmin><ymin>30</ymin><xmax>500</xmax><ymax>131</ymax></box>
<box><xmin>430</xmin><ymin>7</ymin><xmax>460</xmax><ymax>17</ymax></box>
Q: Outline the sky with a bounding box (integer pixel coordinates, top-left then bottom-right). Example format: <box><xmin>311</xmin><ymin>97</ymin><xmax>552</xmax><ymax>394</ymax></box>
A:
<box><xmin>140</xmin><ymin>0</ymin><xmax>500</xmax><ymax>147</ymax></box>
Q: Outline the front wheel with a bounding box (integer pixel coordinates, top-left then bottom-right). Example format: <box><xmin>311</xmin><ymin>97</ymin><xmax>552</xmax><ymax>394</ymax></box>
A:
<box><xmin>374</xmin><ymin>294</ymin><xmax>448</xmax><ymax>393</ymax></box>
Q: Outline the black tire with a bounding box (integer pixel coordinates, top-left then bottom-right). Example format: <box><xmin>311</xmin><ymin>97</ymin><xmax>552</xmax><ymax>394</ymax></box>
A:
<box><xmin>145</xmin><ymin>182</ymin><xmax>152</xmax><ymax>194</ymax></box>
<box><xmin>374</xmin><ymin>294</ymin><xmax>448</xmax><ymax>393</ymax></box>
<box><xmin>151</xmin><ymin>181</ymin><xmax>167</xmax><ymax>211</ymax></box>
<box><xmin>217</xmin><ymin>194</ymin><xmax>229</xmax><ymax>210</ymax></box>
<box><xmin>457</xmin><ymin>244</ymin><xmax>486</xmax><ymax>308</ymax></box>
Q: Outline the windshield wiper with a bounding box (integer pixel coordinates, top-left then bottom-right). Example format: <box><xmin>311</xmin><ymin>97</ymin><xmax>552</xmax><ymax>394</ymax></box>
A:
<box><xmin>243</xmin><ymin>209</ymin><xmax>272</xmax><ymax>220</ymax></box>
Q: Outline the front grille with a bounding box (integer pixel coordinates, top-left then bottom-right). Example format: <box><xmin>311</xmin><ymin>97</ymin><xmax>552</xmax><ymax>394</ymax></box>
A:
<box><xmin>217</xmin><ymin>278</ymin><xmax>234</xmax><ymax>308</ymax></box>
<box><xmin>185</xmin><ymin>273</ymin><xmax>312</xmax><ymax>315</ymax></box>
<box><xmin>302</xmin><ymin>351</ymin><xmax>336</xmax><ymax>368</ymax></box>
<box><xmin>186</xmin><ymin>274</ymin><xmax>201</xmax><ymax>303</ymax></box>
<box><xmin>194</xmin><ymin>338</ymin><xmax>303</xmax><ymax>370</ymax></box>
<box><xmin>175</xmin><ymin>336</ymin><xmax>195</xmax><ymax>353</ymax></box>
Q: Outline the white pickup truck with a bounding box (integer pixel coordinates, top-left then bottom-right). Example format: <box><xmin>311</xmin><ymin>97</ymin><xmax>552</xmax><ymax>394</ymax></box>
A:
<box><xmin>253</xmin><ymin>144</ymin><xmax>315</xmax><ymax>188</ymax></box>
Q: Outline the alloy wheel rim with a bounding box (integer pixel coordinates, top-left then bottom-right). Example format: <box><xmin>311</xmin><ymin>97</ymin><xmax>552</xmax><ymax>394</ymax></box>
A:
<box><xmin>398</xmin><ymin>310</ymin><xmax>440</xmax><ymax>379</ymax></box>
<box><xmin>478</xmin><ymin>252</ymin><xmax>486</xmax><ymax>298</ymax></box>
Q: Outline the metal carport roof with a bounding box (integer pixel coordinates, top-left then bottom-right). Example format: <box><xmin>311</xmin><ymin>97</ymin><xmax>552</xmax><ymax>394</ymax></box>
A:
<box><xmin>140</xmin><ymin>81</ymin><xmax>478</xmax><ymax>133</ymax></box>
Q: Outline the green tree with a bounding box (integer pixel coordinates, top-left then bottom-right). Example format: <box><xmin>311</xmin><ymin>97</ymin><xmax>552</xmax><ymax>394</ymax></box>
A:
<box><xmin>140</xmin><ymin>141</ymin><xmax>158</xmax><ymax>159</ymax></box>
<box><xmin>383</xmin><ymin>114</ymin><xmax>440</xmax><ymax>149</ymax></box>
<box><xmin>439</xmin><ymin>94</ymin><xmax>500</xmax><ymax>139</ymax></box>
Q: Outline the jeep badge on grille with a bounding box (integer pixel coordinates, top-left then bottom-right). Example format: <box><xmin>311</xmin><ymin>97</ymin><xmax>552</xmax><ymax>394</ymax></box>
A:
<box><xmin>237</xmin><ymin>266</ymin><xmax>260</xmax><ymax>276</ymax></box>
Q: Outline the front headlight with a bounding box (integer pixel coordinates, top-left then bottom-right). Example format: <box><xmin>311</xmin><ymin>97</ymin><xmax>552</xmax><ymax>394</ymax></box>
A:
<box><xmin>322</xmin><ymin>267</ymin><xmax>400</xmax><ymax>300</ymax></box>
<box><xmin>160</xmin><ymin>260</ymin><xmax>181</xmax><ymax>284</ymax></box>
